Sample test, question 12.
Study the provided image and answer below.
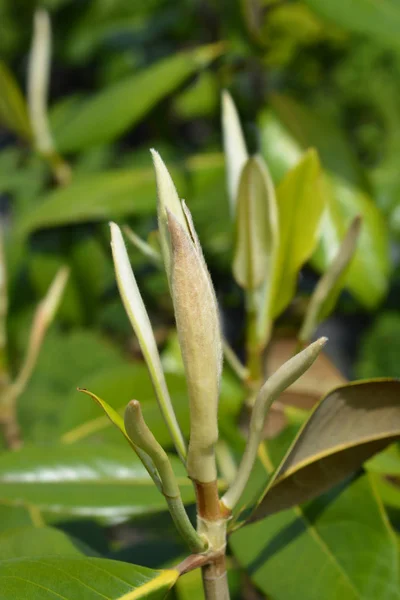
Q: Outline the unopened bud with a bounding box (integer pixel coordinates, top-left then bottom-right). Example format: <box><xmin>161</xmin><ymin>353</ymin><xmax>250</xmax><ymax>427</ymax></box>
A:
<box><xmin>168</xmin><ymin>208</ymin><xmax>222</xmax><ymax>483</ymax></box>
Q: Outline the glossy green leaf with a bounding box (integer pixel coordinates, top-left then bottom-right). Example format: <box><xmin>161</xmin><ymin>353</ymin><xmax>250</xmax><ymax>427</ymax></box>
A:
<box><xmin>250</xmin><ymin>380</ymin><xmax>400</xmax><ymax>523</ymax></box>
<box><xmin>233</xmin><ymin>156</ymin><xmax>278</xmax><ymax>290</ymax></box>
<box><xmin>0</xmin><ymin>60</ymin><xmax>31</xmax><ymax>140</ymax></box>
<box><xmin>270</xmin><ymin>148</ymin><xmax>325</xmax><ymax>318</ymax></box>
<box><xmin>0</xmin><ymin>556</ymin><xmax>179</xmax><ymax>599</ymax></box>
<box><xmin>0</xmin><ymin>526</ymin><xmax>84</xmax><ymax>560</ymax></box>
<box><xmin>303</xmin><ymin>0</ymin><xmax>400</xmax><ymax>49</ymax></box>
<box><xmin>53</xmin><ymin>44</ymin><xmax>223</xmax><ymax>152</ymax></box>
<box><xmin>0</xmin><ymin>444</ymin><xmax>195</xmax><ymax>519</ymax></box>
<box><xmin>231</xmin><ymin>474</ymin><xmax>400</xmax><ymax>600</ymax></box>
<box><xmin>260</xmin><ymin>102</ymin><xmax>390</xmax><ymax>308</ymax></box>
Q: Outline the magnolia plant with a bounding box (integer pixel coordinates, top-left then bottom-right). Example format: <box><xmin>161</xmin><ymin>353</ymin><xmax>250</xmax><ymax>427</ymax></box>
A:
<box><xmin>81</xmin><ymin>148</ymin><xmax>400</xmax><ymax>599</ymax></box>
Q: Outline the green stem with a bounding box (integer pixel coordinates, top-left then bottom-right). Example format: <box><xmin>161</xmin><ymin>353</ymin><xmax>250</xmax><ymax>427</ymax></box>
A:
<box><xmin>124</xmin><ymin>400</ymin><xmax>205</xmax><ymax>553</ymax></box>
<box><xmin>245</xmin><ymin>290</ymin><xmax>263</xmax><ymax>392</ymax></box>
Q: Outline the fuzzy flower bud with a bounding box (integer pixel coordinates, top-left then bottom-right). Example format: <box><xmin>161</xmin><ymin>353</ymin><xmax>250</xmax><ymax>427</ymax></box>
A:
<box><xmin>168</xmin><ymin>207</ymin><xmax>222</xmax><ymax>483</ymax></box>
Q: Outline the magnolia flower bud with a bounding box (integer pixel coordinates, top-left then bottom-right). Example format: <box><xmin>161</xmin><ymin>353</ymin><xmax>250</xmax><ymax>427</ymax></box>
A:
<box><xmin>168</xmin><ymin>207</ymin><xmax>222</xmax><ymax>483</ymax></box>
<box><xmin>150</xmin><ymin>149</ymin><xmax>188</xmax><ymax>284</ymax></box>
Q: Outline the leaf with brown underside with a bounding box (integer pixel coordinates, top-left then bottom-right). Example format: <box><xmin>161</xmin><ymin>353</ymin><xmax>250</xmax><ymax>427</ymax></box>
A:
<box><xmin>248</xmin><ymin>379</ymin><xmax>400</xmax><ymax>524</ymax></box>
<box><xmin>263</xmin><ymin>337</ymin><xmax>346</xmax><ymax>438</ymax></box>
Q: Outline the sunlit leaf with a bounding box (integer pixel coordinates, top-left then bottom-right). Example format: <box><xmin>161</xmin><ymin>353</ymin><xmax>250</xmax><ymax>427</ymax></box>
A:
<box><xmin>269</xmin><ymin>148</ymin><xmax>325</xmax><ymax>319</ymax></box>
<box><xmin>0</xmin><ymin>556</ymin><xmax>179</xmax><ymax>599</ymax></box>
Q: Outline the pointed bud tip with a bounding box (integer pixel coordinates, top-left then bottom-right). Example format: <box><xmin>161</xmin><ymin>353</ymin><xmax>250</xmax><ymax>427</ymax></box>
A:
<box><xmin>318</xmin><ymin>336</ymin><xmax>328</xmax><ymax>347</ymax></box>
<box><xmin>127</xmin><ymin>399</ymin><xmax>140</xmax><ymax>409</ymax></box>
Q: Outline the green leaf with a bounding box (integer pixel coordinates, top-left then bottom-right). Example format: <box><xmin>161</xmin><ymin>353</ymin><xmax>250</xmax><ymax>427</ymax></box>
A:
<box><xmin>18</xmin><ymin>168</ymin><xmax>161</xmax><ymax>235</ymax></box>
<box><xmin>366</xmin><ymin>443</ymin><xmax>400</xmax><ymax>476</ymax></box>
<box><xmin>0</xmin><ymin>60</ymin><xmax>31</xmax><ymax>140</ymax></box>
<box><xmin>16</xmin><ymin>330</ymin><xmax>125</xmax><ymax>445</ymax></box>
<box><xmin>0</xmin><ymin>526</ymin><xmax>85</xmax><ymax>560</ymax></box>
<box><xmin>260</xmin><ymin>101</ymin><xmax>390</xmax><ymax>309</ymax></box>
<box><xmin>0</xmin><ymin>556</ymin><xmax>178</xmax><ymax>599</ymax></box>
<box><xmin>53</xmin><ymin>44</ymin><xmax>224</xmax><ymax>152</ymax></box>
<box><xmin>269</xmin><ymin>148</ymin><xmax>325</xmax><ymax>319</ymax></box>
<box><xmin>266</xmin><ymin>94</ymin><xmax>367</xmax><ymax>188</ymax></box>
<box><xmin>250</xmin><ymin>380</ymin><xmax>400</xmax><ymax>523</ymax></box>
<box><xmin>59</xmin><ymin>365</ymin><xmax>190</xmax><ymax>449</ymax></box>
<box><xmin>303</xmin><ymin>0</ymin><xmax>400</xmax><ymax>49</ymax></box>
<box><xmin>17</xmin><ymin>153</ymin><xmax>226</xmax><ymax>237</ymax></box>
<box><xmin>0</xmin><ymin>444</ymin><xmax>195</xmax><ymax>520</ymax></box>
<box><xmin>230</xmin><ymin>474</ymin><xmax>400</xmax><ymax>600</ymax></box>
<box><xmin>0</xmin><ymin>505</ymin><xmax>40</xmax><ymax>534</ymax></box>
<box><xmin>233</xmin><ymin>156</ymin><xmax>278</xmax><ymax>290</ymax></box>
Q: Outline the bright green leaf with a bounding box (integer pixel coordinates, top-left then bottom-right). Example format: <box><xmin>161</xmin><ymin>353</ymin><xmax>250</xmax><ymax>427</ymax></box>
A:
<box><xmin>0</xmin><ymin>556</ymin><xmax>178</xmax><ymax>599</ymax></box>
<box><xmin>270</xmin><ymin>148</ymin><xmax>325</xmax><ymax>319</ymax></box>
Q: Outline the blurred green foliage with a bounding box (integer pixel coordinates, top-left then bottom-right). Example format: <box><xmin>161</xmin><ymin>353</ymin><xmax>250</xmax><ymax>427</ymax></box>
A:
<box><xmin>2</xmin><ymin>1</ymin><xmax>400</xmax><ymax>597</ymax></box>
